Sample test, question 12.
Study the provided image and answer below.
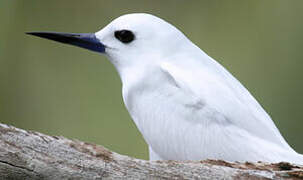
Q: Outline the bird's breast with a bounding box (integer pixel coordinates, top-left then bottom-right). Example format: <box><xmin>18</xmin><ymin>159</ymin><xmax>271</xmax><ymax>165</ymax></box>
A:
<box><xmin>121</xmin><ymin>72</ymin><xmax>208</xmax><ymax>160</ymax></box>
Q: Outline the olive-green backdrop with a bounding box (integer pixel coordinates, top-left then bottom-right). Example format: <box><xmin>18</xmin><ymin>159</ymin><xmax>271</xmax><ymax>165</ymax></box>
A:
<box><xmin>1</xmin><ymin>0</ymin><xmax>302</xmax><ymax>160</ymax></box>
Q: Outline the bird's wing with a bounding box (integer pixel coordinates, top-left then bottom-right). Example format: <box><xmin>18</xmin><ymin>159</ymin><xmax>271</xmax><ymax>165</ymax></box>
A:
<box><xmin>160</xmin><ymin>59</ymin><xmax>292</xmax><ymax>151</ymax></box>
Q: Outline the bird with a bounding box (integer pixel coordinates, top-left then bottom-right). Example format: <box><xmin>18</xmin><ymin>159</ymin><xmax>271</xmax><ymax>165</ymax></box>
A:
<box><xmin>27</xmin><ymin>13</ymin><xmax>303</xmax><ymax>164</ymax></box>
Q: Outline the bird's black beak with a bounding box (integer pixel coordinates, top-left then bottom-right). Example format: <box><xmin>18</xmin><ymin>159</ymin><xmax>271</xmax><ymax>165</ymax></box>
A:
<box><xmin>26</xmin><ymin>32</ymin><xmax>105</xmax><ymax>53</ymax></box>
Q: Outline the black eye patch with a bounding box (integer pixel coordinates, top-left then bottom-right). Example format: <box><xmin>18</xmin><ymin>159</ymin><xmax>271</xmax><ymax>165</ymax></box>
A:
<box><xmin>114</xmin><ymin>30</ymin><xmax>135</xmax><ymax>43</ymax></box>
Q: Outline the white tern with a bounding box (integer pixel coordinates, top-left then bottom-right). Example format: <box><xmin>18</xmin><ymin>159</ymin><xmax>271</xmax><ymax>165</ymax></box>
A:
<box><xmin>27</xmin><ymin>13</ymin><xmax>303</xmax><ymax>164</ymax></box>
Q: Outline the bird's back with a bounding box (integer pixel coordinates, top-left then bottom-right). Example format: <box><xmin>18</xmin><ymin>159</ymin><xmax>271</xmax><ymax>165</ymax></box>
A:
<box><xmin>122</xmin><ymin>44</ymin><xmax>303</xmax><ymax>164</ymax></box>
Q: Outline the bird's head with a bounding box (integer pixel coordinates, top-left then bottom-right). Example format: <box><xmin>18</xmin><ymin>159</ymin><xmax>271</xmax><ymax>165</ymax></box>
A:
<box><xmin>27</xmin><ymin>13</ymin><xmax>190</xmax><ymax>73</ymax></box>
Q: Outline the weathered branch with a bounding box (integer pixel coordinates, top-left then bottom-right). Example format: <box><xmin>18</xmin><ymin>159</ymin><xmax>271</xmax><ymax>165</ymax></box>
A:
<box><xmin>0</xmin><ymin>123</ymin><xmax>302</xmax><ymax>179</ymax></box>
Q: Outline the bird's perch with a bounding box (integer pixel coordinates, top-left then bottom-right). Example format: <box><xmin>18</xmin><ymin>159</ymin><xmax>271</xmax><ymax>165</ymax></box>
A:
<box><xmin>0</xmin><ymin>123</ymin><xmax>302</xmax><ymax>179</ymax></box>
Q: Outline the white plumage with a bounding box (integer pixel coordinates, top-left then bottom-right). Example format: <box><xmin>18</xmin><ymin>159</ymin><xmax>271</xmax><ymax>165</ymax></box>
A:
<box><xmin>29</xmin><ymin>13</ymin><xmax>303</xmax><ymax>164</ymax></box>
<box><xmin>96</xmin><ymin>13</ymin><xmax>302</xmax><ymax>164</ymax></box>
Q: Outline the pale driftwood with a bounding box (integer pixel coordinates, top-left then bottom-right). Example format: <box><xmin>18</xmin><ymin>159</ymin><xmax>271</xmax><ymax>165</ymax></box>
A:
<box><xmin>0</xmin><ymin>123</ymin><xmax>302</xmax><ymax>180</ymax></box>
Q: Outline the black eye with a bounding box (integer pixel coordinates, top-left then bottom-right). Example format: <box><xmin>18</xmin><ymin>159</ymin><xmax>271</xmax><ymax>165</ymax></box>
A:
<box><xmin>114</xmin><ymin>30</ymin><xmax>135</xmax><ymax>43</ymax></box>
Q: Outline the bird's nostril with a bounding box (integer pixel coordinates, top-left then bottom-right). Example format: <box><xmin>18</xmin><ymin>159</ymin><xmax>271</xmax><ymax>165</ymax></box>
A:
<box><xmin>70</xmin><ymin>34</ymin><xmax>81</xmax><ymax>37</ymax></box>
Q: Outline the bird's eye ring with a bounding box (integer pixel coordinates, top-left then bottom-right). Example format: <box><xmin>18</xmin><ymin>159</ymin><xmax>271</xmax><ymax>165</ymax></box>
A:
<box><xmin>114</xmin><ymin>30</ymin><xmax>135</xmax><ymax>43</ymax></box>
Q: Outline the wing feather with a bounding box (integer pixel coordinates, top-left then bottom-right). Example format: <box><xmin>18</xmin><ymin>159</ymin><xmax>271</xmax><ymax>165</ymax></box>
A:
<box><xmin>160</xmin><ymin>59</ymin><xmax>293</xmax><ymax>151</ymax></box>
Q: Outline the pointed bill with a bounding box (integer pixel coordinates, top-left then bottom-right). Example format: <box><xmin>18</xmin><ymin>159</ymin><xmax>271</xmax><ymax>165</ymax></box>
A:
<box><xmin>26</xmin><ymin>32</ymin><xmax>105</xmax><ymax>53</ymax></box>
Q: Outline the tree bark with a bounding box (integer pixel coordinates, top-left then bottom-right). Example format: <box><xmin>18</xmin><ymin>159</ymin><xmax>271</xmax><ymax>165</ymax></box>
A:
<box><xmin>0</xmin><ymin>123</ymin><xmax>302</xmax><ymax>180</ymax></box>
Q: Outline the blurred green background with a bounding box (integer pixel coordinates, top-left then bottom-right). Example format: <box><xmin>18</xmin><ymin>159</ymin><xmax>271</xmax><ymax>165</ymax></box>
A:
<box><xmin>0</xmin><ymin>0</ymin><xmax>302</xmax><ymax>160</ymax></box>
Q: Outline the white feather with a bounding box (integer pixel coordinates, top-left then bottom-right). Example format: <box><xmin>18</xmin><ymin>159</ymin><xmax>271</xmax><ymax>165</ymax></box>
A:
<box><xmin>95</xmin><ymin>13</ymin><xmax>303</xmax><ymax>164</ymax></box>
